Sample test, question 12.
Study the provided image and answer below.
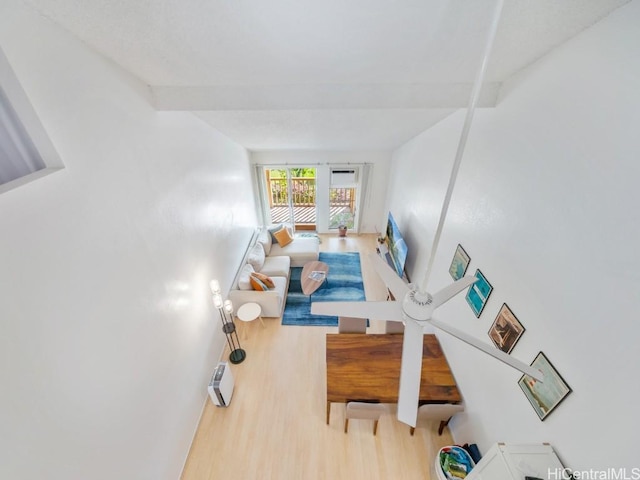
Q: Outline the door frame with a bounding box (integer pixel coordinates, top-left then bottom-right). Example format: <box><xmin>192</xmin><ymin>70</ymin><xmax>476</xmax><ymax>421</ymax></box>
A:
<box><xmin>255</xmin><ymin>164</ymin><xmax>369</xmax><ymax>234</ymax></box>
<box><xmin>260</xmin><ymin>166</ymin><xmax>318</xmax><ymax>230</ymax></box>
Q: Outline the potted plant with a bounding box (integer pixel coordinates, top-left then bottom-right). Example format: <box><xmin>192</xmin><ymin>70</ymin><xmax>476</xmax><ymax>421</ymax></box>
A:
<box><xmin>332</xmin><ymin>211</ymin><xmax>354</xmax><ymax>237</ymax></box>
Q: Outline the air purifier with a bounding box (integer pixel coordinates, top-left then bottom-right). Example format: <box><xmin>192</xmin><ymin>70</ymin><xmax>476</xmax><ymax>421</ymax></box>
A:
<box><xmin>208</xmin><ymin>362</ymin><xmax>235</xmax><ymax>407</ymax></box>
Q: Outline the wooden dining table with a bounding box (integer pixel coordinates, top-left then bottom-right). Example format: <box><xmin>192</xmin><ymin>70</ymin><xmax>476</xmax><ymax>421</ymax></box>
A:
<box><xmin>325</xmin><ymin>333</ymin><xmax>461</xmax><ymax>424</ymax></box>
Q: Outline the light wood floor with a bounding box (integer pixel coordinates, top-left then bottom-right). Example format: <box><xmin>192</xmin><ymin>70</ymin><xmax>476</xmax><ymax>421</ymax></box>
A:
<box><xmin>180</xmin><ymin>234</ymin><xmax>454</xmax><ymax>480</ymax></box>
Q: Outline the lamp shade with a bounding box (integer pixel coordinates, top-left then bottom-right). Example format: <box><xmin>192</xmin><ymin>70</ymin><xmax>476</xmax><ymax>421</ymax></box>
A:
<box><xmin>209</xmin><ymin>279</ymin><xmax>221</xmax><ymax>294</ymax></box>
<box><xmin>223</xmin><ymin>299</ymin><xmax>234</xmax><ymax>314</ymax></box>
<box><xmin>213</xmin><ymin>293</ymin><xmax>223</xmax><ymax>309</ymax></box>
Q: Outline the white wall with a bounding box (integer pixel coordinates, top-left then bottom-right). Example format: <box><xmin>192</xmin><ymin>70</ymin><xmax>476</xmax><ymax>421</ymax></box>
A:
<box><xmin>251</xmin><ymin>150</ymin><xmax>391</xmax><ymax>234</ymax></box>
<box><xmin>0</xmin><ymin>2</ymin><xmax>257</xmax><ymax>479</ymax></box>
<box><xmin>388</xmin><ymin>1</ymin><xmax>639</xmax><ymax>469</ymax></box>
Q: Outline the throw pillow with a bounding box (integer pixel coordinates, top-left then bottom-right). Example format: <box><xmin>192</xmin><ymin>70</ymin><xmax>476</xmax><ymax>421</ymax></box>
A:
<box><xmin>249</xmin><ymin>274</ymin><xmax>269</xmax><ymax>291</ymax></box>
<box><xmin>247</xmin><ymin>243</ymin><xmax>265</xmax><ymax>271</ymax></box>
<box><xmin>251</xmin><ymin>271</ymin><xmax>275</xmax><ymax>288</ymax></box>
<box><xmin>285</xmin><ymin>223</ymin><xmax>294</xmax><ymax>237</ymax></box>
<box><xmin>273</xmin><ymin>225</ymin><xmax>294</xmax><ymax>247</ymax></box>
<box><xmin>268</xmin><ymin>224</ymin><xmax>283</xmax><ymax>242</ymax></box>
<box><xmin>257</xmin><ymin>229</ymin><xmax>272</xmax><ymax>256</ymax></box>
<box><xmin>238</xmin><ymin>263</ymin><xmax>255</xmax><ymax>291</ymax></box>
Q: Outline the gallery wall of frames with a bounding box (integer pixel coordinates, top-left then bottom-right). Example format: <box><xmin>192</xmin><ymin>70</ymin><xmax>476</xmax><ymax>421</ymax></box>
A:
<box><xmin>448</xmin><ymin>244</ymin><xmax>572</xmax><ymax>420</ymax></box>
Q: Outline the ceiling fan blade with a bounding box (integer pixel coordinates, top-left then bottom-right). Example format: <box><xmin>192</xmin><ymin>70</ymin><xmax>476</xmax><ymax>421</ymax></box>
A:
<box><xmin>428</xmin><ymin>318</ymin><xmax>544</xmax><ymax>381</ymax></box>
<box><xmin>430</xmin><ymin>275</ymin><xmax>478</xmax><ymax>309</ymax></box>
<box><xmin>368</xmin><ymin>252</ymin><xmax>410</xmax><ymax>301</ymax></box>
<box><xmin>310</xmin><ymin>300</ymin><xmax>403</xmax><ymax>321</ymax></box>
<box><xmin>396</xmin><ymin>319</ymin><xmax>423</xmax><ymax>427</ymax></box>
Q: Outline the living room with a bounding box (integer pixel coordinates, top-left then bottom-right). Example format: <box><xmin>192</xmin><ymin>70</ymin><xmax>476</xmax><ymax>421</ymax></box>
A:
<box><xmin>1</xmin><ymin>0</ymin><xmax>637</xmax><ymax>479</ymax></box>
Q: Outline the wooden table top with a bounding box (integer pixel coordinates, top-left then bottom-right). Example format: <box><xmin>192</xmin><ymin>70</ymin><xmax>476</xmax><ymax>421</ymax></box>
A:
<box><xmin>301</xmin><ymin>261</ymin><xmax>329</xmax><ymax>296</ymax></box>
<box><xmin>326</xmin><ymin>333</ymin><xmax>461</xmax><ymax>404</ymax></box>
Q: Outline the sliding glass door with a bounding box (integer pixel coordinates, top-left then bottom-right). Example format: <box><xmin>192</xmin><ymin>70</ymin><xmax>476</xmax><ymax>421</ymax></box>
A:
<box><xmin>328</xmin><ymin>186</ymin><xmax>356</xmax><ymax>231</ymax></box>
<box><xmin>328</xmin><ymin>166</ymin><xmax>365</xmax><ymax>233</ymax></box>
<box><xmin>256</xmin><ymin>164</ymin><xmax>369</xmax><ymax>233</ymax></box>
<box><xmin>264</xmin><ymin>168</ymin><xmax>317</xmax><ymax>230</ymax></box>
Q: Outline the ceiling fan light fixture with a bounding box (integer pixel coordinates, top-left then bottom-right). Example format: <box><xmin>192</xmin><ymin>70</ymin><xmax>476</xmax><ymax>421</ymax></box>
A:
<box><xmin>402</xmin><ymin>291</ymin><xmax>435</xmax><ymax>321</ymax></box>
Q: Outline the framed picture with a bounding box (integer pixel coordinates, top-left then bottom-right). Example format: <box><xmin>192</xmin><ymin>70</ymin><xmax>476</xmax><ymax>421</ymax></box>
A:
<box><xmin>449</xmin><ymin>244</ymin><xmax>471</xmax><ymax>281</ymax></box>
<box><xmin>518</xmin><ymin>352</ymin><xmax>572</xmax><ymax>421</ymax></box>
<box><xmin>488</xmin><ymin>303</ymin><xmax>525</xmax><ymax>354</ymax></box>
<box><xmin>465</xmin><ymin>269</ymin><xmax>492</xmax><ymax>317</ymax></box>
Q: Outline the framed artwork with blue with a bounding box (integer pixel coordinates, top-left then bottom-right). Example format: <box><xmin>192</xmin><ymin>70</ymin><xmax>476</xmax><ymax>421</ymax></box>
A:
<box><xmin>465</xmin><ymin>269</ymin><xmax>493</xmax><ymax>317</ymax></box>
<box><xmin>449</xmin><ymin>244</ymin><xmax>471</xmax><ymax>281</ymax></box>
<box><xmin>518</xmin><ymin>352</ymin><xmax>572</xmax><ymax>421</ymax></box>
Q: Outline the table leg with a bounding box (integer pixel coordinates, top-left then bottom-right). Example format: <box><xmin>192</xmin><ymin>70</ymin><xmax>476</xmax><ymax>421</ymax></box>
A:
<box><xmin>258</xmin><ymin>315</ymin><xmax>265</xmax><ymax>327</ymax></box>
<box><xmin>326</xmin><ymin>401</ymin><xmax>331</xmax><ymax>425</ymax></box>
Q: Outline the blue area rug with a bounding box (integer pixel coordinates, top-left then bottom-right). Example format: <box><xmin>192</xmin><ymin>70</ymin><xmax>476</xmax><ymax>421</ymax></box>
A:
<box><xmin>282</xmin><ymin>252</ymin><xmax>366</xmax><ymax>326</ymax></box>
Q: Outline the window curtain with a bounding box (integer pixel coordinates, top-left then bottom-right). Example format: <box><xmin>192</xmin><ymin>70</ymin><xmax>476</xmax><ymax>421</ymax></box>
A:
<box><xmin>254</xmin><ymin>165</ymin><xmax>269</xmax><ymax>226</ymax></box>
<box><xmin>357</xmin><ymin>163</ymin><xmax>373</xmax><ymax>233</ymax></box>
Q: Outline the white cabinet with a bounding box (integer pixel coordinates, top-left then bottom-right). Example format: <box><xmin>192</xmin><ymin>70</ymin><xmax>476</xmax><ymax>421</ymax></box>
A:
<box><xmin>467</xmin><ymin>443</ymin><xmax>564</xmax><ymax>480</ymax></box>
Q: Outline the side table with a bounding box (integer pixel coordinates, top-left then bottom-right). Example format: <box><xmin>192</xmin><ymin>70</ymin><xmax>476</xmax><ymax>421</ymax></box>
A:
<box><xmin>236</xmin><ymin>302</ymin><xmax>265</xmax><ymax>339</ymax></box>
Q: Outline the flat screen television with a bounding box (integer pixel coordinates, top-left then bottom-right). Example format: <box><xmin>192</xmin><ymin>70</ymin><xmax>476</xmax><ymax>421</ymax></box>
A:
<box><xmin>385</xmin><ymin>212</ymin><xmax>409</xmax><ymax>278</ymax></box>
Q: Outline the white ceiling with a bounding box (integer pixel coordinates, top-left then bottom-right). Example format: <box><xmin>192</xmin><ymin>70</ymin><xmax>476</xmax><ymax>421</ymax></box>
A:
<box><xmin>25</xmin><ymin>0</ymin><xmax>630</xmax><ymax>151</ymax></box>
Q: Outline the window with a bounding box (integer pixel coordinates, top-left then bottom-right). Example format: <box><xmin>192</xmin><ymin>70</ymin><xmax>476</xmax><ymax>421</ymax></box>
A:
<box><xmin>0</xmin><ymin>85</ymin><xmax>46</xmax><ymax>185</ymax></box>
<box><xmin>0</xmin><ymin>47</ymin><xmax>63</xmax><ymax>194</ymax></box>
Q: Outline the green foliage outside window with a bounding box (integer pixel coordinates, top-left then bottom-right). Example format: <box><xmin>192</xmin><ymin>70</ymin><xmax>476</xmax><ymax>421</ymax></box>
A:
<box><xmin>270</xmin><ymin>168</ymin><xmax>316</xmax><ymax>178</ymax></box>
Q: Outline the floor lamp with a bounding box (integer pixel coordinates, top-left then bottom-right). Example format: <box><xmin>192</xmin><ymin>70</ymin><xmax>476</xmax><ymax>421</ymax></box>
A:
<box><xmin>210</xmin><ymin>280</ymin><xmax>246</xmax><ymax>364</ymax></box>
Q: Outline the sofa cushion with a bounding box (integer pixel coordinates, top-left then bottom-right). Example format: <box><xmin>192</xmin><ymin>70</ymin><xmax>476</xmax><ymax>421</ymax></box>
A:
<box><xmin>269</xmin><ymin>236</ymin><xmax>319</xmax><ymax>267</ymax></box>
<box><xmin>273</xmin><ymin>226</ymin><xmax>294</xmax><ymax>247</ymax></box>
<box><xmin>251</xmin><ymin>271</ymin><xmax>275</xmax><ymax>288</ymax></box>
<box><xmin>238</xmin><ymin>263</ymin><xmax>255</xmax><ymax>290</ymax></box>
<box><xmin>270</xmin><ymin>275</ymin><xmax>289</xmax><ymax>298</ymax></box>
<box><xmin>247</xmin><ymin>243</ymin><xmax>266</xmax><ymax>271</ymax></box>
<box><xmin>260</xmin><ymin>255</ymin><xmax>291</xmax><ymax>278</ymax></box>
<box><xmin>257</xmin><ymin>229</ymin><xmax>272</xmax><ymax>256</ymax></box>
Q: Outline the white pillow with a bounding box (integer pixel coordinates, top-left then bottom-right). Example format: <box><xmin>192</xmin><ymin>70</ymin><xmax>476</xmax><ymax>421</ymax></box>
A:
<box><xmin>280</xmin><ymin>222</ymin><xmax>294</xmax><ymax>237</ymax></box>
<box><xmin>238</xmin><ymin>263</ymin><xmax>255</xmax><ymax>290</ymax></box>
<box><xmin>247</xmin><ymin>243</ymin><xmax>265</xmax><ymax>271</ymax></box>
<box><xmin>257</xmin><ymin>229</ymin><xmax>272</xmax><ymax>256</ymax></box>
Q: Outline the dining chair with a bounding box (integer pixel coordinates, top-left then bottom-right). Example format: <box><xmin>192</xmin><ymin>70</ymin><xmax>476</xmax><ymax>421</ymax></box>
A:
<box><xmin>410</xmin><ymin>403</ymin><xmax>465</xmax><ymax>436</ymax></box>
<box><xmin>338</xmin><ymin>316</ymin><xmax>367</xmax><ymax>333</ymax></box>
<box><xmin>344</xmin><ymin>402</ymin><xmax>387</xmax><ymax>435</ymax></box>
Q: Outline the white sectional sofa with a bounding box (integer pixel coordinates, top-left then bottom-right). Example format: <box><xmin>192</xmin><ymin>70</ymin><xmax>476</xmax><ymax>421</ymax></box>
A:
<box><xmin>227</xmin><ymin>225</ymin><xmax>320</xmax><ymax>317</ymax></box>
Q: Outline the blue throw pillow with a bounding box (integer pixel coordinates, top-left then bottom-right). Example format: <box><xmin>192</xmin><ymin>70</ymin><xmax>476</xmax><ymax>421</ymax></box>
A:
<box><xmin>268</xmin><ymin>224</ymin><xmax>283</xmax><ymax>242</ymax></box>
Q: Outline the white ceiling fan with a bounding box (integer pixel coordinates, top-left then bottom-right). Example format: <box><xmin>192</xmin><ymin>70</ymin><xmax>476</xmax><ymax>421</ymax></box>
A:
<box><xmin>311</xmin><ymin>253</ymin><xmax>543</xmax><ymax>427</ymax></box>
<box><xmin>311</xmin><ymin>0</ymin><xmax>543</xmax><ymax>428</ymax></box>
